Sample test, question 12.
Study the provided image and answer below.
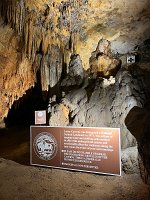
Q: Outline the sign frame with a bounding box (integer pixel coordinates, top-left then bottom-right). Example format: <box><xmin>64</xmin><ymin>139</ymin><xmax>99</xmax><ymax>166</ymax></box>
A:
<box><xmin>30</xmin><ymin>126</ymin><xmax>121</xmax><ymax>176</ymax></box>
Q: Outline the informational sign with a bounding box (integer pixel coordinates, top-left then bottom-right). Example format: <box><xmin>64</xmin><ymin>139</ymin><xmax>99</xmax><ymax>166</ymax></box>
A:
<box><xmin>30</xmin><ymin>126</ymin><xmax>121</xmax><ymax>176</ymax></box>
<box><xmin>35</xmin><ymin>111</ymin><xmax>46</xmax><ymax>125</ymax></box>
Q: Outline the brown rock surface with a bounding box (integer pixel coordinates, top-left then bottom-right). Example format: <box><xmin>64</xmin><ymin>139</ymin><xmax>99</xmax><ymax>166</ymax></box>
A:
<box><xmin>49</xmin><ymin>103</ymin><xmax>69</xmax><ymax>126</ymax></box>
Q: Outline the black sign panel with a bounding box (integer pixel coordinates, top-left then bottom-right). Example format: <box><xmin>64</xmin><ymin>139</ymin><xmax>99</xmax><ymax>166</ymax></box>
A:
<box><xmin>30</xmin><ymin>126</ymin><xmax>121</xmax><ymax>176</ymax></box>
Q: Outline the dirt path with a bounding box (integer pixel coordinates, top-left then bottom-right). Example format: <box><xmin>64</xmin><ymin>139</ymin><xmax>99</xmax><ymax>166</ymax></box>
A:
<box><xmin>0</xmin><ymin>127</ymin><xmax>30</xmax><ymax>165</ymax></box>
<box><xmin>0</xmin><ymin>158</ymin><xmax>149</xmax><ymax>200</ymax></box>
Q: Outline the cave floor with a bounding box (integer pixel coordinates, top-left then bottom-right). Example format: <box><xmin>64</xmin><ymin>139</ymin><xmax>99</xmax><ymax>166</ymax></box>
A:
<box><xmin>0</xmin><ymin>126</ymin><xmax>30</xmax><ymax>165</ymax></box>
<box><xmin>0</xmin><ymin>127</ymin><xmax>149</xmax><ymax>200</ymax></box>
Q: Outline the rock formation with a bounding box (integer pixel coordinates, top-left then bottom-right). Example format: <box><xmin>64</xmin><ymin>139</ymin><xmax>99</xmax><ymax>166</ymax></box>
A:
<box><xmin>125</xmin><ymin>106</ymin><xmax>150</xmax><ymax>184</ymax></box>
<box><xmin>49</xmin><ymin>61</ymin><xmax>150</xmax><ymax>173</ymax></box>
<box><xmin>89</xmin><ymin>39</ymin><xmax>121</xmax><ymax>78</ymax></box>
<box><xmin>61</xmin><ymin>54</ymin><xmax>84</xmax><ymax>87</ymax></box>
<box><xmin>0</xmin><ymin>0</ymin><xmax>149</xmax><ymax>119</ymax></box>
<box><xmin>0</xmin><ymin>25</ymin><xmax>36</xmax><ymax>123</ymax></box>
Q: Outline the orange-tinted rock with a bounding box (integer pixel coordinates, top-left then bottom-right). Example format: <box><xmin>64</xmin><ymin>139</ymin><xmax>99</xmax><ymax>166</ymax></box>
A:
<box><xmin>89</xmin><ymin>39</ymin><xmax>121</xmax><ymax>78</ymax></box>
<box><xmin>0</xmin><ymin>26</ymin><xmax>35</xmax><ymax>120</ymax></box>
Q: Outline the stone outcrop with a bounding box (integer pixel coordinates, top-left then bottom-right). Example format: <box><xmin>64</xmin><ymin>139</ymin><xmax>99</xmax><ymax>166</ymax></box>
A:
<box><xmin>61</xmin><ymin>54</ymin><xmax>84</xmax><ymax>87</ymax></box>
<box><xmin>48</xmin><ymin>62</ymin><xmax>150</xmax><ymax>173</ymax></box>
<box><xmin>125</xmin><ymin>103</ymin><xmax>150</xmax><ymax>183</ymax></box>
<box><xmin>50</xmin><ymin>65</ymin><xmax>147</xmax><ymax>149</ymax></box>
<box><xmin>89</xmin><ymin>39</ymin><xmax>121</xmax><ymax>78</ymax></box>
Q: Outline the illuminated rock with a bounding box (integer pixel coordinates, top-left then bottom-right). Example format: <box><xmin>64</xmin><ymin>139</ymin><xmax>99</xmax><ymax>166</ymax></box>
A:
<box><xmin>61</xmin><ymin>54</ymin><xmax>84</xmax><ymax>87</ymax></box>
<box><xmin>89</xmin><ymin>39</ymin><xmax>121</xmax><ymax>78</ymax></box>
<box><xmin>0</xmin><ymin>26</ymin><xmax>35</xmax><ymax>120</ymax></box>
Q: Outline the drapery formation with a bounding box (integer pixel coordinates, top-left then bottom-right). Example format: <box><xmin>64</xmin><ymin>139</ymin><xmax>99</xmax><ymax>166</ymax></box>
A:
<box><xmin>0</xmin><ymin>0</ymin><xmax>83</xmax><ymax>90</ymax></box>
<box><xmin>0</xmin><ymin>0</ymin><xmax>85</xmax><ymax>120</ymax></box>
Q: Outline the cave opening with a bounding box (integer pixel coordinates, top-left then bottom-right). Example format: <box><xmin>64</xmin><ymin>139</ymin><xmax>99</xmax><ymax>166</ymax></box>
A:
<box><xmin>4</xmin><ymin>70</ymin><xmax>48</xmax><ymax>128</ymax></box>
<box><xmin>0</xmin><ymin>70</ymin><xmax>49</xmax><ymax>165</ymax></box>
<box><xmin>5</xmin><ymin>85</ymin><xmax>46</xmax><ymax>128</ymax></box>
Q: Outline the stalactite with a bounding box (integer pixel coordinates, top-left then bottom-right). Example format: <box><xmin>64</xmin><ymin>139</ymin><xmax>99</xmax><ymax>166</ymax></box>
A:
<box><xmin>27</xmin><ymin>17</ymin><xmax>33</xmax><ymax>60</ymax></box>
<box><xmin>13</xmin><ymin>3</ymin><xmax>16</xmax><ymax>29</ymax></box>
<box><xmin>19</xmin><ymin>0</ymin><xmax>24</xmax><ymax>34</ymax></box>
<box><xmin>24</xmin><ymin>18</ymin><xmax>28</xmax><ymax>56</ymax></box>
<box><xmin>40</xmin><ymin>56</ymin><xmax>49</xmax><ymax>91</ymax></box>
<box><xmin>31</xmin><ymin>35</ymin><xmax>36</xmax><ymax>63</ymax></box>
<box><xmin>0</xmin><ymin>0</ymin><xmax>85</xmax><ymax>119</ymax></box>
<box><xmin>0</xmin><ymin>0</ymin><xmax>82</xmax><ymax>62</ymax></box>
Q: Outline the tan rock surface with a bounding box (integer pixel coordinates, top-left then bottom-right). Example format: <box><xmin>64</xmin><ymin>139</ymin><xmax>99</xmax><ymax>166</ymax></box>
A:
<box><xmin>0</xmin><ymin>25</ymin><xmax>36</xmax><ymax>120</ymax></box>
<box><xmin>49</xmin><ymin>104</ymin><xmax>69</xmax><ymax>126</ymax></box>
<box><xmin>90</xmin><ymin>54</ymin><xmax>121</xmax><ymax>78</ymax></box>
<box><xmin>1</xmin><ymin>0</ymin><xmax>150</xmax><ymax>69</ymax></box>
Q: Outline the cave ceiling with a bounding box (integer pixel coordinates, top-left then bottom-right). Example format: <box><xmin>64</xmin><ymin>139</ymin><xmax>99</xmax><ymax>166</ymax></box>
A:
<box><xmin>24</xmin><ymin>0</ymin><xmax>150</xmax><ymax>68</ymax></box>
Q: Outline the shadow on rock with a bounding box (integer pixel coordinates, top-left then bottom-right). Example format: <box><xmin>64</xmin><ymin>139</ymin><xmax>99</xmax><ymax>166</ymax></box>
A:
<box><xmin>125</xmin><ymin>105</ymin><xmax>150</xmax><ymax>184</ymax></box>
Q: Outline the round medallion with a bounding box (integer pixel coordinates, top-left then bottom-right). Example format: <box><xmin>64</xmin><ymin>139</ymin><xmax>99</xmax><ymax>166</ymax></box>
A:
<box><xmin>34</xmin><ymin>132</ymin><xmax>58</xmax><ymax>160</ymax></box>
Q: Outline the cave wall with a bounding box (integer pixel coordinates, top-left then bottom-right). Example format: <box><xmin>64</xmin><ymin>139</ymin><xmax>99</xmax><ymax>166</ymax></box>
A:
<box><xmin>0</xmin><ymin>24</ymin><xmax>36</xmax><ymax>122</ymax></box>
<box><xmin>0</xmin><ymin>0</ymin><xmax>150</xmax><ymax>121</ymax></box>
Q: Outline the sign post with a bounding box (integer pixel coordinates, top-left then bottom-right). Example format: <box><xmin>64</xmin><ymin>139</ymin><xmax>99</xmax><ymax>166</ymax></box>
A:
<box><xmin>30</xmin><ymin>126</ymin><xmax>121</xmax><ymax>176</ymax></box>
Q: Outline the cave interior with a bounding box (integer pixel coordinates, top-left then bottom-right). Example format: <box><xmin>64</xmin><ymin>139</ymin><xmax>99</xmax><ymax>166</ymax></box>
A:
<box><xmin>0</xmin><ymin>0</ymin><xmax>150</xmax><ymax>199</ymax></box>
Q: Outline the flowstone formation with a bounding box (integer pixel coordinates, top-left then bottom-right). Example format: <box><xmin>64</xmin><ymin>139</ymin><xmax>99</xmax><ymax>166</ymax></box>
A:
<box><xmin>0</xmin><ymin>25</ymin><xmax>36</xmax><ymax>123</ymax></box>
<box><xmin>48</xmin><ymin>31</ymin><xmax>150</xmax><ymax>178</ymax></box>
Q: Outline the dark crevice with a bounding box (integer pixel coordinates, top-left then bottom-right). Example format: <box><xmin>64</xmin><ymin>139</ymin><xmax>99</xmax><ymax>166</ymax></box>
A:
<box><xmin>4</xmin><ymin>76</ymin><xmax>48</xmax><ymax>128</ymax></box>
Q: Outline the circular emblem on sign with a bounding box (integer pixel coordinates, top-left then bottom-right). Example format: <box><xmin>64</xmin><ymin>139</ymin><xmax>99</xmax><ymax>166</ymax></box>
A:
<box><xmin>37</xmin><ymin>111</ymin><xmax>43</xmax><ymax>117</ymax></box>
<box><xmin>34</xmin><ymin>132</ymin><xmax>58</xmax><ymax>160</ymax></box>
